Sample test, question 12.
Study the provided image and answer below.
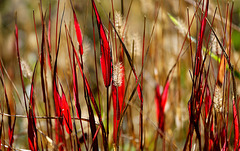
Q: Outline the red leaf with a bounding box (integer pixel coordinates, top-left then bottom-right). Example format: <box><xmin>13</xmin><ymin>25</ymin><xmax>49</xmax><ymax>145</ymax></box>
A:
<box><xmin>72</xmin><ymin>48</ymin><xmax>81</xmax><ymax>119</ymax></box>
<box><xmin>28</xmin><ymin>109</ymin><xmax>38</xmax><ymax>151</ymax></box>
<box><xmin>155</xmin><ymin>81</ymin><xmax>170</xmax><ymax>135</ymax></box>
<box><xmin>66</xmin><ymin>26</ymin><xmax>107</xmax><ymax>149</ymax></box>
<box><xmin>53</xmin><ymin>80</ymin><xmax>61</xmax><ymax>117</ymax></box>
<box><xmin>60</xmin><ymin>85</ymin><xmax>73</xmax><ymax>134</ymax></box>
<box><xmin>92</xmin><ymin>0</ymin><xmax>112</xmax><ymax>87</ymax></box>
<box><xmin>112</xmin><ymin>63</ymin><xmax>125</xmax><ymax>143</ymax></box>
<box><xmin>195</xmin><ymin>0</ymin><xmax>209</xmax><ymax>75</ymax></box>
<box><xmin>67</xmin><ymin>26</ymin><xmax>101</xmax><ymax>116</ymax></box>
<box><xmin>205</xmin><ymin>86</ymin><xmax>211</xmax><ymax>118</ymax></box>
<box><xmin>53</xmin><ymin>76</ymin><xmax>73</xmax><ymax>134</ymax></box>
<box><xmin>53</xmin><ymin>79</ymin><xmax>64</xmax><ymax>145</ymax></box>
<box><xmin>233</xmin><ymin>99</ymin><xmax>239</xmax><ymax>150</ymax></box>
<box><xmin>52</xmin><ymin>8</ymin><xmax>65</xmax><ymax>150</ymax></box>
<box><xmin>47</xmin><ymin>3</ymin><xmax>52</xmax><ymax>70</ymax></box>
<box><xmin>28</xmin><ymin>62</ymin><xmax>38</xmax><ymax>151</ymax></box>
<box><xmin>71</xmin><ymin>4</ymin><xmax>83</xmax><ymax>55</ymax></box>
<box><xmin>161</xmin><ymin>81</ymin><xmax>170</xmax><ymax>109</ymax></box>
<box><xmin>8</xmin><ymin>119</ymin><xmax>16</xmax><ymax>151</ymax></box>
<box><xmin>0</xmin><ymin>63</ymin><xmax>16</xmax><ymax>151</ymax></box>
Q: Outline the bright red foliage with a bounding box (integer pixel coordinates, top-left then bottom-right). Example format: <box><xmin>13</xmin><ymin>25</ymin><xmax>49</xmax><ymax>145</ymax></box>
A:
<box><xmin>195</xmin><ymin>0</ymin><xmax>209</xmax><ymax>75</ymax></box>
<box><xmin>60</xmin><ymin>85</ymin><xmax>73</xmax><ymax>134</ymax></box>
<box><xmin>233</xmin><ymin>99</ymin><xmax>239</xmax><ymax>150</ymax></box>
<box><xmin>71</xmin><ymin>2</ymin><xmax>83</xmax><ymax>55</ymax></box>
<box><xmin>155</xmin><ymin>81</ymin><xmax>170</xmax><ymax>136</ymax></box>
<box><xmin>112</xmin><ymin>65</ymin><xmax>125</xmax><ymax>143</ymax></box>
<box><xmin>92</xmin><ymin>0</ymin><xmax>112</xmax><ymax>87</ymax></box>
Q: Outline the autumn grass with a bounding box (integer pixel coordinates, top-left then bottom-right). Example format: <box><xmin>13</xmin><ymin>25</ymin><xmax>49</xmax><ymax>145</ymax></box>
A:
<box><xmin>0</xmin><ymin>0</ymin><xmax>240</xmax><ymax>150</ymax></box>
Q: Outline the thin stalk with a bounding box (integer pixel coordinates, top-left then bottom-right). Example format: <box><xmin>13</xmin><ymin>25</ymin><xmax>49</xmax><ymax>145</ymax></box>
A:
<box><xmin>92</xmin><ymin>7</ymin><xmax>101</xmax><ymax>113</ymax></box>
<box><xmin>139</xmin><ymin>17</ymin><xmax>146</xmax><ymax>151</ymax></box>
<box><xmin>55</xmin><ymin>0</ymin><xmax>60</xmax><ymax>56</ymax></box>
<box><xmin>107</xmin><ymin>86</ymin><xmax>109</xmax><ymax>146</ymax></box>
<box><xmin>33</xmin><ymin>10</ymin><xmax>40</xmax><ymax>57</ymax></box>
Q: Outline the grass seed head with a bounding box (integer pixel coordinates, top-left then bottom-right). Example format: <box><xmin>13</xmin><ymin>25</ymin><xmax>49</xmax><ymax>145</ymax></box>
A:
<box><xmin>113</xmin><ymin>62</ymin><xmax>124</xmax><ymax>87</ymax></box>
<box><xmin>176</xmin><ymin>19</ymin><xmax>187</xmax><ymax>36</ymax></box>
<box><xmin>115</xmin><ymin>11</ymin><xmax>125</xmax><ymax>38</ymax></box>
<box><xmin>210</xmin><ymin>32</ymin><xmax>221</xmax><ymax>55</ymax></box>
<box><xmin>213</xmin><ymin>85</ymin><xmax>224</xmax><ymax>113</ymax></box>
<box><xmin>21</xmin><ymin>59</ymin><xmax>32</xmax><ymax>79</ymax></box>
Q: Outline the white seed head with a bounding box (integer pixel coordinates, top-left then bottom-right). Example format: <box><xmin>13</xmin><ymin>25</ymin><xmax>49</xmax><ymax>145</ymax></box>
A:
<box><xmin>176</xmin><ymin>19</ymin><xmax>187</xmax><ymax>36</ymax></box>
<box><xmin>21</xmin><ymin>60</ymin><xmax>32</xmax><ymax>79</ymax></box>
<box><xmin>113</xmin><ymin>11</ymin><xmax>125</xmax><ymax>39</ymax></box>
<box><xmin>210</xmin><ymin>33</ymin><xmax>221</xmax><ymax>55</ymax></box>
<box><xmin>213</xmin><ymin>85</ymin><xmax>223</xmax><ymax>113</ymax></box>
<box><xmin>113</xmin><ymin>62</ymin><xmax>124</xmax><ymax>87</ymax></box>
<box><xmin>128</xmin><ymin>33</ymin><xmax>141</xmax><ymax>57</ymax></box>
<box><xmin>82</xmin><ymin>37</ymin><xmax>91</xmax><ymax>64</ymax></box>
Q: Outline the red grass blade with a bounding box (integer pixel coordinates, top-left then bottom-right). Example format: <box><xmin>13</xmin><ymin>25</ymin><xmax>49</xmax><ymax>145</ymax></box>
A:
<box><xmin>110</xmin><ymin>15</ymin><xmax>143</xmax><ymax>107</ymax></box>
<box><xmin>92</xmin><ymin>0</ymin><xmax>112</xmax><ymax>87</ymax></box>
<box><xmin>109</xmin><ymin>16</ymin><xmax>144</xmax><ymax>148</ymax></box>
<box><xmin>155</xmin><ymin>81</ymin><xmax>170</xmax><ymax>134</ymax></box>
<box><xmin>72</xmin><ymin>45</ymin><xmax>81</xmax><ymax>120</ymax></box>
<box><xmin>70</xmin><ymin>0</ymin><xmax>83</xmax><ymax>55</ymax></box>
<box><xmin>0</xmin><ymin>66</ymin><xmax>16</xmax><ymax>151</ymax></box>
<box><xmin>53</xmin><ymin>74</ymin><xmax>63</xmax><ymax>145</ymax></box>
<box><xmin>8</xmin><ymin>119</ymin><xmax>16</xmax><ymax>151</ymax></box>
<box><xmin>60</xmin><ymin>85</ymin><xmax>73</xmax><ymax>134</ymax></box>
<box><xmin>66</xmin><ymin>26</ymin><xmax>107</xmax><ymax>150</ymax></box>
<box><xmin>47</xmin><ymin>3</ymin><xmax>52</xmax><ymax>70</ymax></box>
<box><xmin>233</xmin><ymin>99</ymin><xmax>239</xmax><ymax>150</ymax></box>
<box><xmin>28</xmin><ymin>111</ymin><xmax>38</xmax><ymax>151</ymax></box>
<box><xmin>52</xmin><ymin>8</ymin><xmax>65</xmax><ymax>149</ymax></box>
<box><xmin>195</xmin><ymin>0</ymin><xmax>209</xmax><ymax>75</ymax></box>
<box><xmin>112</xmin><ymin>63</ymin><xmax>125</xmax><ymax>143</ymax></box>
<box><xmin>205</xmin><ymin>86</ymin><xmax>211</xmax><ymax>118</ymax></box>
<box><xmin>53</xmin><ymin>55</ymin><xmax>66</xmax><ymax>149</ymax></box>
<box><xmin>28</xmin><ymin>62</ymin><xmax>38</xmax><ymax>151</ymax></box>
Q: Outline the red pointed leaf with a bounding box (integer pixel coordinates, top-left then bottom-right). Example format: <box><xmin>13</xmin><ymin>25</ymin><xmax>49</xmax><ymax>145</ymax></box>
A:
<box><xmin>47</xmin><ymin>3</ymin><xmax>52</xmax><ymax>70</ymax></box>
<box><xmin>8</xmin><ymin>119</ymin><xmax>16</xmax><ymax>151</ymax></box>
<box><xmin>161</xmin><ymin>81</ymin><xmax>170</xmax><ymax>109</ymax></box>
<box><xmin>155</xmin><ymin>81</ymin><xmax>170</xmax><ymax>134</ymax></box>
<box><xmin>112</xmin><ymin>63</ymin><xmax>125</xmax><ymax>143</ymax></box>
<box><xmin>72</xmin><ymin>49</ymin><xmax>81</xmax><ymax>119</ymax></box>
<box><xmin>233</xmin><ymin>99</ymin><xmax>239</xmax><ymax>150</ymax></box>
<box><xmin>92</xmin><ymin>0</ymin><xmax>112</xmax><ymax>87</ymax></box>
<box><xmin>195</xmin><ymin>0</ymin><xmax>209</xmax><ymax>75</ymax></box>
<box><xmin>60</xmin><ymin>85</ymin><xmax>73</xmax><ymax>134</ymax></box>
<box><xmin>0</xmin><ymin>64</ymin><xmax>16</xmax><ymax>151</ymax></box>
<box><xmin>28</xmin><ymin>108</ymin><xmax>38</xmax><ymax>151</ymax></box>
<box><xmin>71</xmin><ymin>6</ymin><xmax>83</xmax><ymax>55</ymax></box>
<box><xmin>205</xmin><ymin>86</ymin><xmax>211</xmax><ymax>118</ymax></box>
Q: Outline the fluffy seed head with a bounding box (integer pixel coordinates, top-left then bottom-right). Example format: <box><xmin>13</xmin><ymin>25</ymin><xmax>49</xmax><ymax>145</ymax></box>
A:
<box><xmin>115</xmin><ymin>11</ymin><xmax>124</xmax><ymax>38</ymax></box>
<box><xmin>21</xmin><ymin>60</ymin><xmax>32</xmax><ymax>79</ymax></box>
<box><xmin>113</xmin><ymin>62</ymin><xmax>124</xmax><ymax>87</ymax></box>
<box><xmin>176</xmin><ymin>19</ymin><xmax>187</xmax><ymax>36</ymax></box>
<box><xmin>128</xmin><ymin>33</ymin><xmax>141</xmax><ymax>56</ymax></box>
<box><xmin>210</xmin><ymin>33</ymin><xmax>221</xmax><ymax>55</ymax></box>
<box><xmin>213</xmin><ymin>85</ymin><xmax>223</xmax><ymax>113</ymax></box>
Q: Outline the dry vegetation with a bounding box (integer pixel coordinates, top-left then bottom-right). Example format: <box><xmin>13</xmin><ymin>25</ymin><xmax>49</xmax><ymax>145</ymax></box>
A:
<box><xmin>0</xmin><ymin>0</ymin><xmax>240</xmax><ymax>150</ymax></box>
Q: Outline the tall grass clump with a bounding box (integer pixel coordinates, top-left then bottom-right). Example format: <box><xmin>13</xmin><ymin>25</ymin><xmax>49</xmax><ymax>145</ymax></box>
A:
<box><xmin>0</xmin><ymin>0</ymin><xmax>240</xmax><ymax>150</ymax></box>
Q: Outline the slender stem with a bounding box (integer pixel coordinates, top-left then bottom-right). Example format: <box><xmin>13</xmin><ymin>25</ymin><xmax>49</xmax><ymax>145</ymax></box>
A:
<box><xmin>107</xmin><ymin>86</ymin><xmax>109</xmax><ymax>146</ymax></box>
